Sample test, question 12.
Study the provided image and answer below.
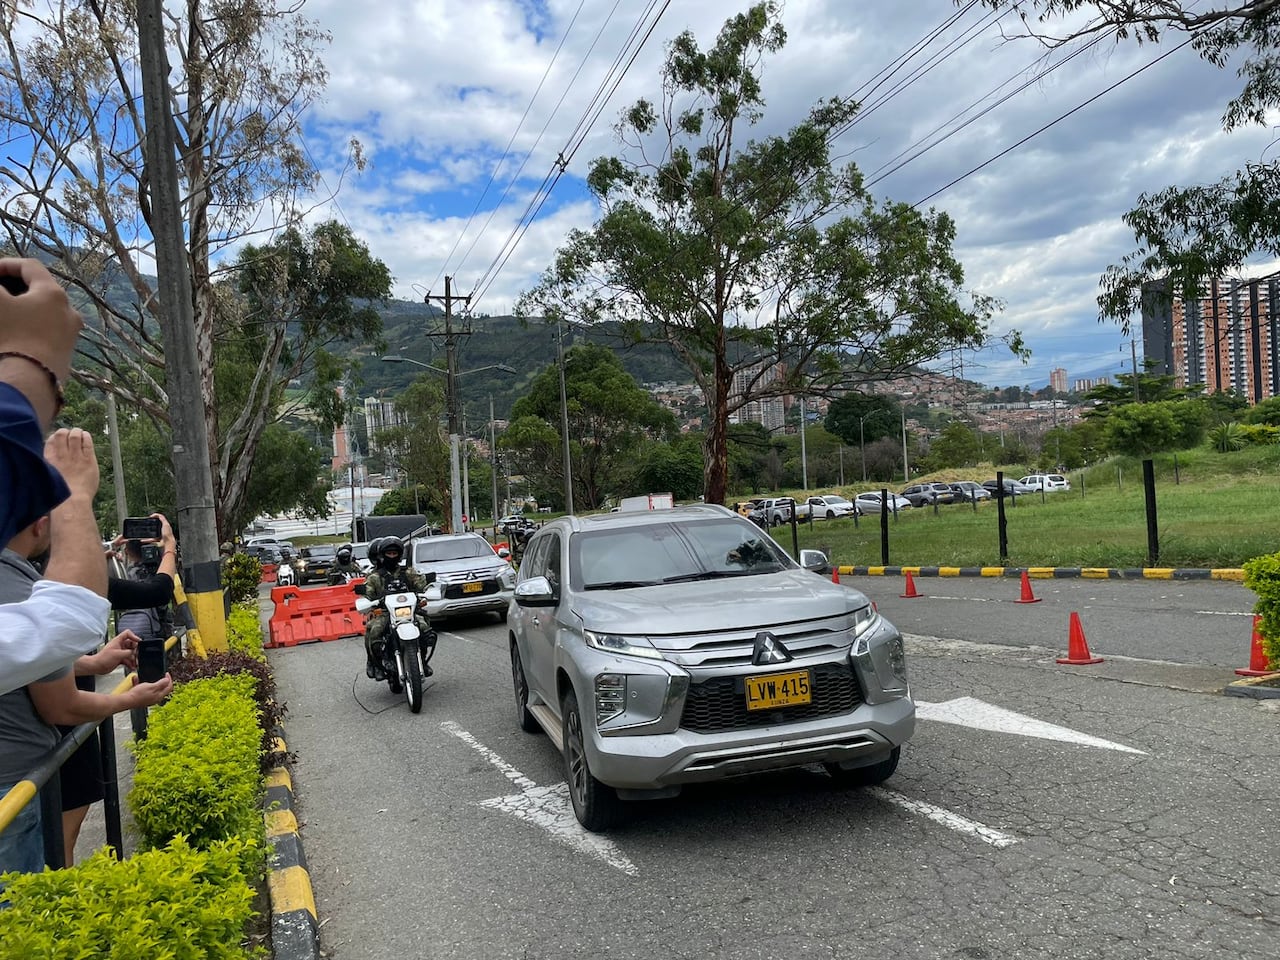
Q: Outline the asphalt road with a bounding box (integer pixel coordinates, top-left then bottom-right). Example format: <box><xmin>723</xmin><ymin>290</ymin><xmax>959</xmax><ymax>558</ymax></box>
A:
<box><xmin>268</xmin><ymin>579</ymin><xmax>1279</xmax><ymax>960</ymax></box>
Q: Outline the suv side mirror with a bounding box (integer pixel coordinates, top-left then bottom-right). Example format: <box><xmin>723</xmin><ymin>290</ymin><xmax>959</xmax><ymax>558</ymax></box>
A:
<box><xmin>799</xmin><ymin>549</ymin><xmax>829</xmax><ymax>573</ymax></box>
<box><xmin>514</xmin><ymin>576</ymin><xmax>557</xmax><ymax>607</ymax></box>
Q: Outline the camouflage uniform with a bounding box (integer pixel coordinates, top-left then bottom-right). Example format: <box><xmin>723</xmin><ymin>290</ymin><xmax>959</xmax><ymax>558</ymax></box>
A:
<box><xmin>363</xmin><ymin>565</ymin><xmax>434</xmax><ymax>676</ymax></box>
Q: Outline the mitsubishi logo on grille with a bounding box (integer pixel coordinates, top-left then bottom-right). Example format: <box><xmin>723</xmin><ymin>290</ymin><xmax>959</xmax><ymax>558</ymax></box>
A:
<box><xmin>752</xmin><ymin>631</ymin><xmax>793</xmax><ymax>666</ymax></box>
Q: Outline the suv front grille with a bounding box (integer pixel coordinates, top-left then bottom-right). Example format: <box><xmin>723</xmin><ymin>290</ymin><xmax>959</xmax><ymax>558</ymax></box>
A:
<box><xmin>679</xmin><ymin>662</ymin><xmax>863</xmax><ymax>733</ymax></box>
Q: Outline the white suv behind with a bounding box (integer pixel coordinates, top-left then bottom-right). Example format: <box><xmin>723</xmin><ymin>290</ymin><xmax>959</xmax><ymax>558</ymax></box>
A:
<box><xmin>1018</xmin><ymin>473</ymin><xmax>1071</xmax><ymax>492</ymax></box>
<box><xmin>411</xmin><ymin>533</ymin><xmax>515</xmax><ymax>623</ymax></box>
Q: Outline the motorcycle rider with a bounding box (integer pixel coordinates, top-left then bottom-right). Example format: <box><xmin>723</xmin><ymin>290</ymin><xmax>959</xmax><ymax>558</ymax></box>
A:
<box><xmin>328</xmin><ymin>543</ymin><xmax>362</xmax><ymax>584</ymax></box>
<box><xmin>362</xmin><ymin>537</ymin><xmax>435</xmax><ymax>680</ymax></box>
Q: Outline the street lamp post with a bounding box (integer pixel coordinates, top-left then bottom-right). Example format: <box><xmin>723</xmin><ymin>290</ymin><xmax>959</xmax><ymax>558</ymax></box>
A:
<box><xmin>859</xmin><ymin>416</ymin><xmax>867</xmax><ymax>483</ymax></box>
<box><xmin>490</xmin><ymin>395</ymin><xmax>499</xmax><ymax>528</ymax></box>
<box><xmin>381</xmin><ymin>356</ymin><xmax>515</xmax><ymax>532</ymax></box>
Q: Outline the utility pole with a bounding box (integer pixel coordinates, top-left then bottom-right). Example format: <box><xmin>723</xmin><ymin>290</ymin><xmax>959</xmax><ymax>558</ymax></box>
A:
<box><xmin>136</xmin><ymin>0</ymin><xmax>224</xmax><ymax>648</ymax></box>
<box><xmin>900</xmin><ymin>406</ymin><xmax>909</xmax><ymax>482</ymax></box>
<box><xmin>489</xmin><ymin>395</ymin><xmax>499</xmax><ymax>528</ymax></box>
<box><xmin>557</xmin><ymin>322</ymin><xmax>574</xmax><ymax>515</ymax></box>
<box><xmin>859</xmin><ymin>416</ymin><xmax>867</xmax><ymax>483</ymax></box>
<box><xmin>461</xmin><ymin>409</ymin><xmax>470</xmax><ymax>528</ymax></box>
<box><xmin>1130</xmin><ymin>338</ymin><xmax>1141</xmax><ymax>402</ymax></box>
<box><xmin>798</xmin><ymin>393</ymin><xmax>809</xmax><ymax>491</ymax></box>
<box><xmin>425</xmin><ymin>276</ymin><xmax>471</xmax><ymax>533</ymax></box>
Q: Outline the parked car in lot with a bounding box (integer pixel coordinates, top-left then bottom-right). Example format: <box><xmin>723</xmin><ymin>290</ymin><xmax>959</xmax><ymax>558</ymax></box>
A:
<box><xmin>1019</xmin><ymin>473</ymin><xmax>1071</xmax><ymax>493</ymax></box>
<box><xmin>900</xmin><ymin>482</ymin><xmax>957</xmax><ymax>507</ymax></box>
<box><xmin>947</xmin><ymin>481</ymin><xmax>992</xmax><ymax>503</ymax></box>
<box><xmin>498</xmin><ymin>514</ymin><xmax>537</xmax><ymax>536</ymax></box>
<box><xmin>508</xmin><ymin>504</ymin><xmax>915</xmax><ymax>830</ymax></box>
<box><xmin>293</xmin><ymin>545</ymin><xmax>337</xmax><ymax>584</ymax></box>
<box><xmin>982</xmin><ymin>478</ymin><xmax>1037</xmax><ymax>497</ymax></box>
<box><xmin>411</xmin><ymin>533</ymin><xmax>515</xmax><ymax>623</ymax></box>
<box><xmin>752</xmin><ymin>496</ymin><xmax>795</xmax><ymax>526</ymax></box>
<box><xmin>853</xmin><ymin>491</ymin><xmax>913</xmax><ymax>514</ymax></box>
<box><xmin>794</xmin><ymin>494</ymin><xmax>860</xmax><ymax>520</ymax></box>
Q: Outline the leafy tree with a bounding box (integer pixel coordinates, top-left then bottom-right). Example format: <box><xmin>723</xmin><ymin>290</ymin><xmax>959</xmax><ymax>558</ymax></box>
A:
<box><xmin>505</xmin><ymin>344</ymin><xmax>677</xmax><ymax>510</ymax></box>
<box><xmin>1242</xmin><ymin>396</ymin><xmax>1280</xmax><ymax>425</ymax></box>
<box><xmin>1036</xmin><ymin>426</ymin><xmax>1084</xmax><ymax>470</ymax></box>
<box><xmin>519</xmin><ymin>3</ymin><xmax>1017</xmax><ymax>506</ymax></box>
<box><xmin>863</xmin><ymin>437</ymin><xmax>906</xmax><ymax>484</ymax></box>
<box><xmin>629</xmin><ymin>438</ymin><xmax>705</xmax><ymax>502</ymax></box>
<box><xmin>371</xmin><ymin>486</ymin><xmax>432</xmax><ymax>518</ymax></box>
<box><xmin>374</xmin><ymin>375</ymin><xmax>450</xmax><ymax>526</ymax></box>
<box><xmin>824</xmin><ymin>394</ymin><xmax>901</xmax><ymax>448</ymax></box>
<box><xmin>725</xmin><ymin>422</ymin><xmax>775</xmax><ymax>494</ymax></box>
<box><xmin>1103</xmin><ymin>402</ymin><xmax>1182</xmax><ymax>456</ymax></box>
<box><xmin>972</xmin><ymin>2</ymin><xmax>1280</xmax><ymax>325</ymax></box>
<box><xmin>924</xmin><ymin>420</ymin><xmax>982</xmax><ymax>470</ymax></box>
<box><xmin>0</xmin><ymin>1</ymin><xmax>359</xmax><ymax>540</ymax></box>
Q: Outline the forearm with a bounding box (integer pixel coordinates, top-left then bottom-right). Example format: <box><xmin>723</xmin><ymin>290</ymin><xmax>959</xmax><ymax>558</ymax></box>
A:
<box><xmin>0</xmin><ymin>581</ymin><xmax>108</xmax><ymax>695</ymax></box>
<box><xmin>37</xmin><ymin>687</ymin><xmax>138</xmax><ymax>726</ymax></box>
<box><xmin>45</xmin><ymin>494</ymin><xmax>108</xmax><ymax>596</ymax></box>
<box><xmin>0</xmin><ymin>357</ymin><xmax>58</xmax><ymax>429</ymax></box>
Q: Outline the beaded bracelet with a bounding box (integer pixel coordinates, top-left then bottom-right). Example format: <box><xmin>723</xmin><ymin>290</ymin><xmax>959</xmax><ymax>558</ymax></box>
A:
<box><xmin>0</xmin><ymin>351</ymin><xmax>65</xmax><ymax>414</ymax></box>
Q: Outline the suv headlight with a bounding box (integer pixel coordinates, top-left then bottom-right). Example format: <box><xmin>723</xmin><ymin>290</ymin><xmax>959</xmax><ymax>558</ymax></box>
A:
<box><xmin>583</xmin><ymin>630</ymin><xmax>664</xmax><ymax>661</ymax></box>
<box><xmin>852</xmin><ymin>603</ymin><xmax>878</xmax><ymax>639</ymax></box>
<box><xmin>887</xmin><ymin>635</ymin><xmax>908</xmax><ymax>684</ymax></box>
<box><xmin>499</xmin><ymin>566</ymin><xmax>516</xmax><ymax>589</ymax></box>
<box><xmin>424</xmin><ymin>583</ymin><xmax>443</xmax><ymax>601</ymax></box>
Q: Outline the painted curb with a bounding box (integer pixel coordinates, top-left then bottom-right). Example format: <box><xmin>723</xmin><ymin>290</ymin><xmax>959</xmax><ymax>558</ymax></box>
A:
<box><xmin>265</xmin><ymin>743</ymin><xmax>320</xmax><ymax>960</ymax></box>
<box><xmin>1223</xmin><ymin>673</ymin><xmax>1280</xmax><ymax>699</ymax></box>
<box><xmin>836</xmin><ymin>565</ymin><xmax>1245</xmax><ymax>582</ymax></box>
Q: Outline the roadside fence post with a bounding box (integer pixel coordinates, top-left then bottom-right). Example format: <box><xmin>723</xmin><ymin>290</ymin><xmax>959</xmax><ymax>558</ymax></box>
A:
<box><xmin>996</xmin><ymin>470</ymin><xmax>1008</xmax><ymax>562</ymax></box>
<box><xmin>1143</xmin><ymin>458</ymin><xmax>1159</xmax><ymax>567</ymax></box>
<box><xmin>879</xmin><ymin>488</ymin><xmax>890</xmax><ymax>565</ymax></box>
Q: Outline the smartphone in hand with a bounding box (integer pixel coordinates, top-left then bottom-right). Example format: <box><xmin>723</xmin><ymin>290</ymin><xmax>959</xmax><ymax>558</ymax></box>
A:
<box><xmin>122</xmin><ymin>516</ymin><xmax>163</xmax><ymax>541</ymax></box>
<box><xmin>136</xmin><ymin>638</ymin><xmax>167</xmax><ymax>684</ymax></box>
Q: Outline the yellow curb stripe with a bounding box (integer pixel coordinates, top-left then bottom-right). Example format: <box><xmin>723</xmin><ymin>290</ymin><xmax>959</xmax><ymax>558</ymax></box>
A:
<box><xmin>265</xmin><ymin>767</ymin><xmax>292</xmax><ymax>791</ymax></box>
<box><xmin>867</xmin><ymin>566</ymin><xmax>887</xmax><ymax>576</ymax></box>
<box><xmin>270</xmin><ymin>736</ymin><xmax>287</xmax><ymax>755</ymax></box>
<box><xmin>265</xmin><ymin>809</ymin><xmax>299</xmax><ymax>837</ymax></box>
<box><xmin>937</xmin><ymin>567</ymin><xmax>962</xmax><ymax>577</ymax></box>
<box><xmin>1143</xmin><ymin>568</ymin><xmax>1175</xmax><ymax>579</ymax></box>
<box><xmin>1081</xmin><ymin>568</ymin><xmax>1111</xmax><ymax>578</ymax></box>
<box><xmin>978</xmin><ymin>567</ymin><xmax>1005</xmax><ymax>577</ymax></box>
<box><xmin>901</xmin><ymin>566</ymin><xmax>921</xmax><ymax>575</ymax></box>
<box><xmin>268</xmin><ymin>865</ymin><xmax>316</xmax><ymax>919</ymax></box>
<box><xmin>1211</xmin><ymin>569</ymin><xmax>1245</xmax><ymax>581</ymax></box>
<box><xmin>1026</xmin><ymin>567</ymin><xmax>1056</xmax><ymax>578</ymax></box>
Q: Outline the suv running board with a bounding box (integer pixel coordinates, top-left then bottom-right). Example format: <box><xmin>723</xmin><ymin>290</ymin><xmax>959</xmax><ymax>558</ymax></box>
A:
<box><xmin>529</xmin><ymin>703</ymin><xmax>564</xmax><ymax>752</ymax></box>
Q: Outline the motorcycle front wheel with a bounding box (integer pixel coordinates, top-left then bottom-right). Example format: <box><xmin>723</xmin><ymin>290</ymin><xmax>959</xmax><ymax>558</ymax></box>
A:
<box><xmin>399</xmin><ymin>640</ymin><xmax>423</xmax><ymax>713</ymax></box>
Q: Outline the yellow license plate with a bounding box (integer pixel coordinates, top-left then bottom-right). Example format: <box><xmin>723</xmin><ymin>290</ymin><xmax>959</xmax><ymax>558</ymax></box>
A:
<box><xmin>744</xmin><ymin>670</ymin><xmax>812</xmax><ymax>711</ymax></box>
<box><xmin>463</xmin><ymin>581</ymin><xmax>484</xmax><ymax>594</ymax></box>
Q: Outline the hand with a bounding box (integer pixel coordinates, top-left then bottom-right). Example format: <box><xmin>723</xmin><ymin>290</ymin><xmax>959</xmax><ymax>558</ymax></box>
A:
<box><xmin>94</xmin><ymin>630</ymin><xmax>140</xmax><ymax>673</ymax></box>
<box><xmin>43</xmin><ymin>427</ymin><xmax>99</xmax><ymax>498</ymax></box>
<box><xmin>128</xmin><ymin>673</ymin><xmax>174</xmax><ymax>708</ymax></box>
<box><xmin>0</xmin><ymin>258</ymin><xmax>82</xmax><ymax>382</ymax></box>
<box><xmin>151</xmin><ymin>513</ymin><xmax>176</xmax><ymax>550</ymax></box>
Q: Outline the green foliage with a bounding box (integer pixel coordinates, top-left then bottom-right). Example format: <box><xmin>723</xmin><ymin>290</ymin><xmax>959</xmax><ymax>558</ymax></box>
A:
<box><xmin>371</xmin><ymin>486</ymin><xmax>433</xmax><ymax>519</ymax></box>
<box><xmin>374</xmin><ymin>374</ymin><xmax>449</xmax><ymax>520</ymax></box>
<box><xmin>824</xmin><ymin>393</ymin><xmax>901</xmax><ymax>447</ymax></box>
<box><xmin>0</xmin><ymin>837</ymin><xmax>260</xmax><ymax>960</ymax></box>
<box><xmin>924</xmin><ymin>420</ymin><xmax>982</xmax><ymax>470</ymax></box>
<box><xmin>1238</xmin><ymin>423</ymin><xmax>1280</xmax><ymax>446</ymax></box>
<box><xmin>1242</xmin><ymin>552</ymin><xmax>1280</xmax><ymax>669</ymax></box>
<box><xmin>629</xmin><ymin>437</ymin><xmax>705</xmax><ymax>501</ymax></box>
<box><xmin>224</xmin><ymin>602</ymin><xmax>267</xmax><ymax>661</ymax></box>
<box><xmin>130</xmin><ymin>675</ymin><xmax>265</xmax><ymax>861</ymax></box>
<box><xmin>168</xmin><ymin>651</ymin><xmax>287</xmax><ymax>773</ymax></box>
<box><xmin>1242</xmin><ymin>396</ymin><xmax>1280</xmax><ymax>426</ymax></box>
<box><xmin>1104</xmin><ymin>401</ymin><xmax>1196</xmax><ymax>456</ymax></box>
<box><xmin>1210</xmin><ymin>421</ymin><xmax>1247</xmax><ymax>453</ymax></box>
<box><xmin>221</xmin><ymin>553</ymin><xmax>263</xmax><ymax>605</ymax></box>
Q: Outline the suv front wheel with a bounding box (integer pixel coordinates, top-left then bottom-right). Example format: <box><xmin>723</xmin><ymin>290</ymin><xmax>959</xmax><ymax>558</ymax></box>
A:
<box><xmin>562</xmin><ymin>687</ymin><xmax>621</xmax><ymax>832</ymax></box>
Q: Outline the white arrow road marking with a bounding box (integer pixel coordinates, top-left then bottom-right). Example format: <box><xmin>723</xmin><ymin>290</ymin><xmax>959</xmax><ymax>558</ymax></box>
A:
<box><xmin>916</xmin><ymin>696</ymin><xmax>1146</xmax><ymax>754</ymax></box>
<box><xmin>868</xmin><ymin>788</ymin><xmax>1018</xmax><ymax>848</ymax></box>
<box><xmin>441</xmin><ymin>721</ymin><xmax>638</xmax><ymax>876</ymax></box>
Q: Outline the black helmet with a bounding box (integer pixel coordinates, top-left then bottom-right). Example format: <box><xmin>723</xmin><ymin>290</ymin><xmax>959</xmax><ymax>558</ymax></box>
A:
<box><xmin>378</xmin><ymin>536</ymin><xmax>404</xmax><ymax>565</ymax></box>
<box><xmin>336</xmin><ymin>544</ymin><xmax>353</xmax><ymax>562</ymax></box>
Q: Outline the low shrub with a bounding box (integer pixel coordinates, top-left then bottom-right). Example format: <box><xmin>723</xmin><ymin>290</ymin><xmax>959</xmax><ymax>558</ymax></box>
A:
<box><xmin>225</xmin><ymin>601</ymin><xmax>267</xmax><ymax>660</ymax></box>
<box><xmin>1242</xmin><ymin>551</ymin><xmax>1280</xmax><ymax>669</ymax></box>
<box><xmin>130</xmin><ymin>674</ymin><xmax>265</xmax><ymax>868</ymax></box>
<box><xmin>168</xmin><ymin>650</ymin><xmax>287</xmax><ymax>772</ymax></box>
<box><xmin>0</xmin><ymin>836</ymin><xmax>260</xmax><ymax>960</ymax></box>
<box><xmin>222</xmin><ymin>552</ymin><xmax>263</xmax><ymax>604</ymax></box>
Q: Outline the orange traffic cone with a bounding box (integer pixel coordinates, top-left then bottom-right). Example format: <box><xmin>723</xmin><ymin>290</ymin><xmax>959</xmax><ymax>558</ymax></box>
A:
<box><xmin>1014</xmin><ymin>570</ymin><xmax>1041</xmax><ymax>604</ymax></box>
<box><xmin>831</xmin><ymin>567</ymin><xmax>841</xmax><ymax>585</ymax></box>
<box><xmin>900</xmin><ymin>571</ymin><xmax>922</xmax><ymax>599</ymax></box>
<box><xmin>1057</xmin><ymin>611</ymin><xmax>1103</xmax><ymax>665</ymax></box>
<box><xmin>1235</xmin><ymin>615</ymin><xmax>1273</xmax><ymax>677</ymax></box>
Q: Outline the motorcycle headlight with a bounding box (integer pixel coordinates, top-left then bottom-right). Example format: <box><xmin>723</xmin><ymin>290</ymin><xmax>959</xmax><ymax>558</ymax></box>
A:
<box><xmin>583</xmin><ymin>630</ymin><xmax>664</xmax><ymax>661</ymax></box>
<box><xmin>394</xmin><ymin>606</ymin><xmax>413</xmax><ymax>619</ymax></box>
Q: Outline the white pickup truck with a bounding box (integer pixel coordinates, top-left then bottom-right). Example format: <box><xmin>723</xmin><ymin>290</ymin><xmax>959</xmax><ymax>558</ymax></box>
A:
<box><xmin>794</xmin><ymin>494</ymin><xmax>859</xmax><ymax>520</ymax></box>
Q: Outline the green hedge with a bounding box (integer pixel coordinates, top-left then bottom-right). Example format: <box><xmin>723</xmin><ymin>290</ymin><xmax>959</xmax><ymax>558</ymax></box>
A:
<box><xmin>0</xmin><ymin>836</ymin><xmax>260</xmax><ymax>959</ymax></box>
<box><xmin>225</xmin><ymin>601</ymin><xmax>267</xmax><ymax>661</ymax></box>
<box><xmin>222</xmin><ymin>553</ymin><xmax>263</xmax><ymax>605</ymax></box>
<box><xmin>130</xmin><ymin>674</ymin><xmax>265</xmax><ymax>866</ymax></box>
<box><xmin>1242</xmin><ymin>551</ymin><xmax>1280</xmax><ymax>669</ymax></box>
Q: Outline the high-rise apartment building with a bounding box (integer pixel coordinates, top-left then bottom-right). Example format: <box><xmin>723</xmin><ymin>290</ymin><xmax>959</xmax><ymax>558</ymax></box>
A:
<box><xmin>1049</xmin><ymin>367</ymin><xmax>1067</xmax><ymax>394</ymax></box>
<box><xmin>363</xmin><ymin>396</ymin><xmax>406</xmax><ymax>456</ymax></box>
<box><xmin>1142</xmin><ymin>277</ymin><xmax>1279</xmax><ymax>402</ymax></box>
<box><xmin>728</xmin><ymin>361</ymin><xmax>786</xmax><ymax>431</ymax></box>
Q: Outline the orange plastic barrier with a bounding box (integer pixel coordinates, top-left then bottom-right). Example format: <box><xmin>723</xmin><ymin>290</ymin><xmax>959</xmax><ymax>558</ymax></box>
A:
<box><xmin>266</xmin><ymin>580</ymin><xmax>367</xmax><ymax>648</ymax></box>
<box><xmin>260</xmin><ymin>562</ymin><xmax>278</xmax><ymax>584</ymax></box>
<box><xmin>492</xmin><ymin>541</ymin><xmax>509</xmax><ymax>555</ymax></box>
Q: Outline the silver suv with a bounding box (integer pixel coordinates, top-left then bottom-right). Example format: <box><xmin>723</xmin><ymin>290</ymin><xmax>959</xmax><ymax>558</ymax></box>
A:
<box><xmin>508</xmin><ymin>504</ymin><xmax>915</xmax><ymax>830</ymax></box>
<box><xmin>411</xmin><ymin>534</ymin><xmax>516</xmax><ymax>623</ymax></box>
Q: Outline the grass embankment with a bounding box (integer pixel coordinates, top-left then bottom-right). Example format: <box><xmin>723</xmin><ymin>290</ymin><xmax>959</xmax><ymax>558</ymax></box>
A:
<box><xmin>778</xmin><ymin>445</ymin><xmax>1280</xmax><ymax>569</ymax></box>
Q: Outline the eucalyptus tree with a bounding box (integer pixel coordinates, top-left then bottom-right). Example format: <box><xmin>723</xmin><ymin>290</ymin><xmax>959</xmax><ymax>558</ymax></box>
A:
<box><xmin>519</xmin><ymin>3</ymin><xmax>1015</xmax><ymax>504</ymax></box>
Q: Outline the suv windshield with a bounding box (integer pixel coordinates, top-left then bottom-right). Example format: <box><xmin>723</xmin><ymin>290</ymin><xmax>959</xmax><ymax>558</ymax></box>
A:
<box><xmin>303</xmin><ymin>546</ymin><xmax>336</xmax><ymax>559</ymax></box>
<box><xmin>570</xmin><ymin>518</ymin><xmax>792</xmax><ymax>590</ymax></box>
<box><xmin>414</xmin><ymin>537</ymin><xmax>494</xmax><ymax>564</ymax></box>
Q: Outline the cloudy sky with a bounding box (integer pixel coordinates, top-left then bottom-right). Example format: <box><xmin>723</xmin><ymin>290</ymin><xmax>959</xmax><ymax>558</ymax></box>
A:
<box><xmin>296</xmin><ymin>0</ymin><xmax>1277</xmax><ymax>389</ymax></box>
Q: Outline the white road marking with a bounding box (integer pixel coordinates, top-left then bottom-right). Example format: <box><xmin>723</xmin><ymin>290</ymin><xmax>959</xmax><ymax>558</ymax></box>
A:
<box><xmin>1193</xmin><ymin>610</ymin><xmax>1253</xmax><ymax>617</ymax></box>
<box><xmin>441</xmin><ymin>722</ymin><xmax>638</xmax><ymax>876</ymax></box>
<box><xmin>868</xmin><ymin>788</ymin><xmax>1018</xmax><ymax>848</ymax></box>
<box><xmin>916</xmin><ymin>696</ymin><xmax>1146</xmax><ymax>754</ymax></box>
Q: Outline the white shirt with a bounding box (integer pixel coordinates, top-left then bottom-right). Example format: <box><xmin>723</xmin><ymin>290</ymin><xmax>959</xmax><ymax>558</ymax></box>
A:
<box><xmin>0</xmin><ymin>579</ymin><xmax>109</xmax><ymax>696</ymax></box>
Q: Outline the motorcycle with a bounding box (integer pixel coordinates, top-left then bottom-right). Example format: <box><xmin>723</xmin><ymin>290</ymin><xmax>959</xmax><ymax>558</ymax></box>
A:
<box><xmin>275</xmin><ymin>561</ymin><xmax>296</xmax><ymax>587</ymax></box>
<box><xmin>353</xmin><ymin>578</ymin><xmax>437</xmax><ymax>713</ymax></box>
